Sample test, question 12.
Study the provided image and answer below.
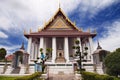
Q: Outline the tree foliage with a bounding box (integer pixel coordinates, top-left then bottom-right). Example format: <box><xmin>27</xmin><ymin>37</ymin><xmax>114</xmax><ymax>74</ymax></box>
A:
<box><xmin>73</xmin><ymin>40</ymin><xmax>88</xmax><ymax>70</ymax></box>
<box><xmin>0</xmin><ymin>48</ymin><xmax>7</xmax><ymax>60</ymax></box>
<box><xmin>104</xmin><ymin>48</ymin><xmax>120</xmax><ymax>77</ymax></box>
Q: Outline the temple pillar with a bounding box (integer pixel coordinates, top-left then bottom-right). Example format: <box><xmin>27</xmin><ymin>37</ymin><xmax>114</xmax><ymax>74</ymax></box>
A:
<box><xmin>52</xmin><ymin>37</ymin><xmax>56</xmax><ymax>63</ymax></box>
<box><xmin>64</xmin><ymin>37</ymin><xmax>69</xmax><ymax>62</ymax></box>
<box><xmin>88</xmin><ymin>36</ymin><xmax>94</xmax><ymax>63</ymax></box>
<box><xmin>39</xmin><ymin>37</ymin><xmax>44</xmax><ymax>58</ymax></box>
<box><xmin>32</xmin><ymin>42</ymin><xmax>35</xmax><ymax>60</ymax></box>
<box><xmin>35</xmin><ymin>42</ymin><xmax>38</xmax><ymax>59</ymax></box>
<box><xmin>27</xmin><ymin>37</ymin><xmax>32</xmax><ymax>62</ymax></box>
<box><xmin>44</xmin><ymin>38</ymin><xmax>46</xmax><ymax>56</ymax></box>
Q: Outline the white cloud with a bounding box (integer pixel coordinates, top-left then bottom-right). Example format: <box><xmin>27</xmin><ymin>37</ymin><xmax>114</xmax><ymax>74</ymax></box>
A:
<box><xmin>94</xmin><ymin>20</ymin><xmax>120</xmax><ymax>51</ymax></box>
<box><xmin>78</xmin><ymin>0</ymin><xmax>118</xmax><ymax>18</ymax></box>
<box><xmin>0</xmin><ymin>0</ymin><xmax>117</xmax><ymax>32</ymax></box>
<box><xmin>0</xmin><ymin>31</ymin><xmax>8</xmax><ymax>38</ymax></box>
<box><xmin>0</xmin><ymin>0</ymin><xmax>119</xmax><ymax>53</ymax></box>
<box><xmin>0</xmin><ymin>0</ymin><xmax>80</xmax><ymax>32</ymax></box>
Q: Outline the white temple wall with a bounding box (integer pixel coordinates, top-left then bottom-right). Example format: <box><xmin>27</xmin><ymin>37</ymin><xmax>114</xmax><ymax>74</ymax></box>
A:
<box><xmin>31</xmin><ymin>41</ymin><xmax>35</xmax><ymax>60</ymax></box>
<box><xmin>27</xmin><ymin>37</ymin><xmax>32</xmax><ymax>63</ymax></box>
<box><xmin>88</xmin><ymin>36</ymin><xmax>94</xmax><ymax>63</ymax></box>
<box><xmin>34</xmin><ymin>42</ymin><xmax>38</xmax><ymax>59</ymax></box>
<box><xmin>43</xmin><ymin>38</ymin><xmax>46</xmax><ymax>56</ymax></box>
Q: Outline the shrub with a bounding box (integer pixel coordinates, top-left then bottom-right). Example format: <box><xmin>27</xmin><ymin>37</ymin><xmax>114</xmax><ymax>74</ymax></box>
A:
<box><xmin>81</xmin><ymin>71</ymin><xmax>119</xmax><ymax>80</ymax></box>
<box><xmin>15</xmin><ymin>72</ymin><xmax>42</xmax><ymax>80</ymax></box>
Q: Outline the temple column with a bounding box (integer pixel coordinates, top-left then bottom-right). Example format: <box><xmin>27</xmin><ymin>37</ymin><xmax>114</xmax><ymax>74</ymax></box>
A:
<box><xmin>27</xmin><ymin>37</ymin><xmax>32</xmax><ymax>62</ymax></box>
<box><xmin>39</xmin><ymin>37</ymin><xmax>44</xmax><ymax>58</ymax></box>
<box><xmin>88</xmin><ymin>36</ymin><xmax>94</xmax><ymax>63</ymax></box>
<box><xmin>44</xmin><ymin>38</ymin><xmax>46</xmax><ymax>56</ymax></box>
<box><xmin>52</xmin><ymin>37</ymin><xmax>56</xmax><ymax>63</ymax></box>
<box><xmin>32</xmin><ymin>42</ymin><xmax>35</xmax><ymax>60</ymax></box>
<box><xmin>35</xmin><ymin>43</ymin><xmax>38</xmax><ymax>59</ymax></box>
<box><xmin>64</xmin><ymin>37</ymin><xmax>69</xmax><ymax>62</ymax></box>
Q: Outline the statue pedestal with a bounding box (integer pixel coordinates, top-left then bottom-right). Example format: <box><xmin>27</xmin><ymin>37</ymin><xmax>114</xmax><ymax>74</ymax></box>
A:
<box><xmin>55</xmin><ymin>50</ymin><xmax>66</xmax><ymax>63</ymax></box>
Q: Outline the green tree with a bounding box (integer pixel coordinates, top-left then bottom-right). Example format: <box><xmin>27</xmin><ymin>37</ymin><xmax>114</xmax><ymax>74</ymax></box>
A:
<box><xmin>104</xmin><ymin>48</ymin><xmax>120</xmax><ymax>77</ymax></box>
<box><xmin>46</xmin><ymin>48</ymin><xmax>52</xmax><ymax>59</ymax></box>
<box><xmin>0</xmin><ymin>48</ymin><xmax>7</xmax><ymax>60</ymax></box>
<box><xmin>73</xmin><ymin>40</ymin><xmax>88</xmax><ymax>71</ymax></box>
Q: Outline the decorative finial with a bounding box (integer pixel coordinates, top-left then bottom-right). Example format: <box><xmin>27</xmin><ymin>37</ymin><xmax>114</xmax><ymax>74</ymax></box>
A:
<box><xmin>97</xmin><ymin>41</ymin><xmax>102</xmax><ymax>49</ymax></box>
<box><xmin>30</xmin><ymin>28</ymin><xmax>32</xmax><ymax>33</ymax></box>
<box><xmin>74</xmin><ymin>21</ymin><xmax>76</xmax><ymax>25</ymax></box>
<box><xmin>20</xmin><ymin>42</ymin><xmax>25</xmax><ymax>50</ymax></box>
<box><xmin>88</xmin><ymin>28</ymin><xmax>91</xmax><ymax>32</ymax></box>
<box><xmin>80</xmin><ymin>27</ymin><xmax>83</xmax><ymax>31</ymax></box>
<box><xmin>38</xmin><ymin>27</ymin><xmax>42</xmax><ymax>32</ymax></box>
<box><xmin>59</xmin><ymin>0</ymin><xmax>61</xmax><ymax>9</ymax></box>
<box><xmin>93</xmin><ymin>29</ymin><xmax>97</xmax><ymax>33</ymax></box>
<box><xmin>24</xmin><ymin>29</ymin><xmax>26</xmax><ymax>34</ymax></box>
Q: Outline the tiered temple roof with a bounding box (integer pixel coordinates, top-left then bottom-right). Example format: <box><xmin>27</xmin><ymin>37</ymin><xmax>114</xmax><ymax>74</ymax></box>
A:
<box><xmin>24</xmin><ymin>8</ymin><xmax>96</xmax><ymax>38</ymax></box>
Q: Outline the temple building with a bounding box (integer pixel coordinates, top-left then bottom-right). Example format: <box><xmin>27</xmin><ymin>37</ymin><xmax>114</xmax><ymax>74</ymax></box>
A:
<box><xmin>93</xmin><ymin>42</ymin><xmax>109</xmax><ymax>74</ymax></box>
<box><xmin>24</xmin><ymin>7</ymin><xmax>97</xmax><ymax>74</ymax></box>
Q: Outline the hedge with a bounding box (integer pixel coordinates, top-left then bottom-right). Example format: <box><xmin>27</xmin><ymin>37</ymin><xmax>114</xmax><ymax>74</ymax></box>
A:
<box><xmin>15</xmin><ymin>72</ymin><xmax>42</xmax><ymax>80</ymax></box>
<box><xmin>81</xmin><ymin>71</ymin><xmax>119</xmax><ymax>80</ymax></box>
<box><xmin>0</xmin><ymin>76</ymin><xmax>19</xmax><ymax>80</ymax></box>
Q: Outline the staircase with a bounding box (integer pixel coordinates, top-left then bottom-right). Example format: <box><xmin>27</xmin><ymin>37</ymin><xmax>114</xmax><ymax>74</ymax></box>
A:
<box><xmin>11</xmin><ymin>67</ymin><xmax>20</xmax><ymax>74</ymax></box>
<box><xmin>55</xmin><ymin>57</ymin><xmax>66</xmax><ymax>63</ymax></box>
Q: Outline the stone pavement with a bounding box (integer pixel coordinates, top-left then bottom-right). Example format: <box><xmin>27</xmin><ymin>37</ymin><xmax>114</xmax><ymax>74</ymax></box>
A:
<box><xmin>48</xmin><ymin>74</ymin><xmax>76</xmax><ymax>80</ymax></box>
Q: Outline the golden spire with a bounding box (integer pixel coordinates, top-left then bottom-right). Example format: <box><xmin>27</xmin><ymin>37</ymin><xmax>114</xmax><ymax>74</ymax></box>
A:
<box><xmin>38</xmin><ymin>27</ymin><xmax>42</xmax><ymax>32</ymax></box>
<box><xmin>30</xmin><ymin>28</ymin><xmax>32</xmax><ymax>33</ymax></box>
<box><xmin>93</xmin><ymin>29</ymin><xmax>97</xmax><ymax>33</ymax></box>
<box><xmin>79</xmin><ymin>27</ymin><xmax>83</xmax><ymax>32</ymax></box>
<box><xmin>74</xmin><ymin>21</ymin><xmax>76</xmax><ymax>25</ymax></box>
<box><xmin>24</xmin><ymin>29</ymin><xmax>26</xmax><ymax>34</ymax></box>
<box><xmin>58</xmin><ymin>0</ymin><xmax>61</xmax><ymax>10</ymax></box>
<box><xmin>88</xmin><ymin>28</ymin><xmax>91</xmax><ymax>32</ymax></box>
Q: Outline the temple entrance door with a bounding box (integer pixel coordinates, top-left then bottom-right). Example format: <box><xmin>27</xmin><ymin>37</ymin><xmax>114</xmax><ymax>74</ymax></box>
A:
<box><xmin>59</xmin><ymin>53</ymin><xmax>62</xmax><ymax>57</ymax></box>
<box><xmin>12</xmin><ymin>51</ymin><xmax>23</xmax><ymax>68</ymax></box>
<box><xmin>56</xmin><ymin>38</ymin><xmax>66</xmax><ymax>63</ymax></box>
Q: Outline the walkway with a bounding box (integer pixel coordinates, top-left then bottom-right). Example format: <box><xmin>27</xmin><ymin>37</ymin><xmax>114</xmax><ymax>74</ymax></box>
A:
<box><xmin>48</xmin><ymin>74</ymin><xmax>76</xmax><ymax>80</ymax></box>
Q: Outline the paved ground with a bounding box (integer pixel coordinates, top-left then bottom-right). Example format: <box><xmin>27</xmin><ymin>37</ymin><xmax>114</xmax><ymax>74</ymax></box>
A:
<box><xmin>48</xmin><ymin>74</ymin><xmax>76</xmax><ymax>80</ymax></box>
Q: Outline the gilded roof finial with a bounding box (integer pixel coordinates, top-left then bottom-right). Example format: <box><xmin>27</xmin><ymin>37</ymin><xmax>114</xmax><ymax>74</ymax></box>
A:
<box><xmin>24</xmin><ymin>29</ymin><xmax>26</xmax><ymax>34</ymax></box>
<box><xmin>80</xmin><ymin>27</ymin><xmax>83</xmax><ymax>32</ymax></box>
<box><xmin>30</xmin><ymin>28</ymin><xmax>32</xmax><ymax>33</ymax></box>
<box><xmin>93</xmin><ymin>29</ymin><xmax>97</xmax><ymax>33</ymax></box>
<box><xmin>88</xmin><ymin>28</ymin><xmax>91</xmax><ymax>32</ymax></box>
<box><xmin>38</xmin><ymin>27</ymin><xmax>42</xmax><ymax>32</ymax></box>
<box><xmin>59</xmin><ymin>0</ymin><xmax>61</xmax><ymax>10</ymax></box>
<box><xmin>74</xmin><ymin>21</ymin><xmax>76</xmax><ymax>25</ymax></box>
<box><xmin>44</xmin><ymin>20</ymin><xmax>46</xmax><ymax>27</ymax></box>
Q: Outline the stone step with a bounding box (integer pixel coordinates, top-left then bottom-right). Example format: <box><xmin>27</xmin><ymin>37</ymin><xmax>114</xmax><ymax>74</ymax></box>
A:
<box><xmin>11</xmin><ymin>67</ymin><xmax>20</xmax><ymax>74</ymax></box>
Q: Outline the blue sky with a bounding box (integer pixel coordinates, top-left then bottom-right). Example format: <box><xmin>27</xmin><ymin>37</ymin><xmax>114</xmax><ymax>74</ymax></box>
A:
<box><xmin>0</xmin><ymin>0</ymin><xmax>120</xmax><ymax>54</ymax></box>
